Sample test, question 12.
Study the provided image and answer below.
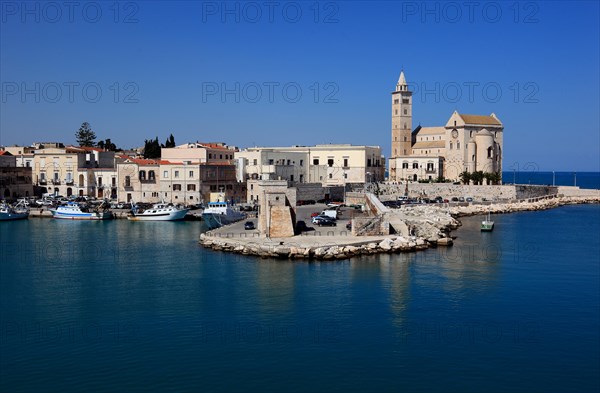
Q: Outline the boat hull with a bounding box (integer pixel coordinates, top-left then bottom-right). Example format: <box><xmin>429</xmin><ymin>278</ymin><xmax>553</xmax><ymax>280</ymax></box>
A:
<box><xmin>50</xmin><ymin>210</ymin><xmax>113</xmax><ymax>220</ymax></box>
<box><xmin>202</xmin><ymin>212</ymin><xmax>245</xmax><ymax>229</ymax></box>
<box><xmin>0</xmin><ymin>212</ymin><xmax>29</xmax><ymax>221</ymax></box>
<box><xmin>128</xmin><ymin>209</ymin><xmax>189</xmax><ymax>221</ymax></box>
<box><xmin>481</xmin><ymin>221</ymin><xmax>494</xmax><ymax>231</ymax></box>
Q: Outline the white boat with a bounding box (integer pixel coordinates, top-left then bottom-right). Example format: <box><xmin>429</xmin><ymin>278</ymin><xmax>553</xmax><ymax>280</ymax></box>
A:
<box><xmin>128</xmin><ymin>202</ymin><xmax>189</xmax><ymax>221</ymax></box>
<box><xmin>202</xmin><ymin>201</ymin><xmax>245</xmax><ymax>229</ymax></box>
<box><xmin>481</xmin><ymin>211</ymin><xmax>494</xmax><ymax>231</ymax></box>
<box><xmin>0</xmin><ymin>200</ymin><xmax>29</xmax><ymax>221</ymax></box>
<box><xmin>50</xmin><ymin>202</ymin><xmax>113</xmax><ymax>220</ymax></box>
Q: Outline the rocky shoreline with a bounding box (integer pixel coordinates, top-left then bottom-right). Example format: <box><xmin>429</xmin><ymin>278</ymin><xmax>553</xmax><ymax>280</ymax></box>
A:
<box><xmin>199</xmin><ymin>195</ymin><xmax>599</xmax><ymax>261</ymax></box>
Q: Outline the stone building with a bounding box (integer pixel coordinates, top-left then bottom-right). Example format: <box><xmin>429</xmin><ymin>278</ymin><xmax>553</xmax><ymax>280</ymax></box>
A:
<box><xmin>236</xmin><ymin>144</ymin><xmax>385</xmax><ymax>186</ymax></box>
<box><xmin>0</xmin><ymin>151</ymin><xmax>33</xmax><ymax>199</ymax></box>
<box><xmin>388</xmin><ymin>71</ymin><xmax>504</xmax><ymax>182</ymax></box>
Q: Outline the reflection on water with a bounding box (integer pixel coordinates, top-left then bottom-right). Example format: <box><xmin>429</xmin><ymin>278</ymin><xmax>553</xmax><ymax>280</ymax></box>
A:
<box><xmin>1</xmin><ymin>206</ymin><xmax>599</xmax><ymax>392</ymax></box>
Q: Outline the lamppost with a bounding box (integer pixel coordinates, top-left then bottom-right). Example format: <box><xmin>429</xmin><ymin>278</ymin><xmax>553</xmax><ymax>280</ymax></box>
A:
<box><xmin>513</xmin><ymin>168</ymin><xmax>516</xmax><ymax>185</ymax></box>
<box><xmin>574</xmin><ymin>172</ymin><xmax>577</xmax><ymax>187</ymax></box>
<box><xmin>552</xmin><ymin>171</ymin><xmax>555</xmax><ymax>186</ymax></box>
<box><xmin>342</xmin><ymin>170</ymin><xmax>346</xmax><ymax>204</ymax></box>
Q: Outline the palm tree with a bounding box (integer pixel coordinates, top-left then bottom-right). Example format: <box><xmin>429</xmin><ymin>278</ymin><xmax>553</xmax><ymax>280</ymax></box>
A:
<box><xmin>471</xmin><ymin>171</ymin><xmax>485</xmax><ymax>185</ymax></box>
<box><xmin>459</xmin><ymin>171</ymin><xmax>471</xmax><ymax>185</ymax></box>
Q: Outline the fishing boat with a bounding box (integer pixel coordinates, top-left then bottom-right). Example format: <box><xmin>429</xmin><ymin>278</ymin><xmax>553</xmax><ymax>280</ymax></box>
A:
<box><xmin>202</xmin><ymin>201</ymin><xmax>245</xmax><ymax>229</ymax></box>
<box><xmin>50</xmin><ymin>201</ymin><xmax>113</xmax><ymax>220</ymax></box>
<box><xmin>481</xmin><ymin>211</ymin><xmax>494</xmax><ymax>231</ymax></box>
<box><xmin>0</xmin><ymin>200</ymin><xmax>29</xmax><ymax>221</ymax></box>
<box><xmin>128</xmin><ymin>201</ymin><xmax>189</xmax><ymax>221</ymax></box>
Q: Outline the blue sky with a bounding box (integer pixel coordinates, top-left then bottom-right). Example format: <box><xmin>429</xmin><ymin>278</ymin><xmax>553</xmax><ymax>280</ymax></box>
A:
<box><xmin>1</xmin><ymin>0</ymin><xmax>598</xmax><ymax>171</ymax></box>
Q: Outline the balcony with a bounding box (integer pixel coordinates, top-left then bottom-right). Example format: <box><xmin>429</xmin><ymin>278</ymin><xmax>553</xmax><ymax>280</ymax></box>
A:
<box><xmin>39</xmin><ymin>179</ymin><xmax>47</xmax><ymax>185</ymax></box>
<box><xmin>425</xmin><ymin>169</ymin><xmax>437</xmax><ymax>174</ymax></box>
<box><xmin>123</xmin><ymin>183</ymin><xmax>133</xmax><ymax>191</ymax></box>
<box><xmin>52</xmin><ymin>179</ymin><xmax>61</xmax><ymax>185</ymax></box>
<box><xmin>65</xmin><ymin>179</ymin><xmax>74</xmax><ymax>185</ymax></box>
<box><xmin>140</xmin><ymin>178</ymin><xmax>156</xmax><ymax>184</ymax></box>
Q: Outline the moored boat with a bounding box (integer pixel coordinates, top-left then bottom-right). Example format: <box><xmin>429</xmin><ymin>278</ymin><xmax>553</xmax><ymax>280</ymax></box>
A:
<box><xmin>50</xmin><ymin>201</ymin><xmax>113</xmax><ymax>220</ymax></box>
<box><xmin>0</xmin><ymin>200</ymin><xmax>29</xmax><ymax>221</ymax></box>
<box><xmin>127</xmin><ymin>201</ymin><xmax>189</xmax><ymax>221</ymax></box>
<box><xmin>481</xmin><ymin>211</ymin><xmax>494</xmax><ymax>231</ymax></box>
<box><xmin>202</xmin><ymin>201</ymin><xmax>245</xmax><ymax>229</ymax></box>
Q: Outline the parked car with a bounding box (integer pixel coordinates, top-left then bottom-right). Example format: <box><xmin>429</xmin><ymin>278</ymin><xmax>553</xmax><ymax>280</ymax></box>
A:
<box><xmin>451</xmin><ymin>197</ymin><xmax>459</xmax><ymax>202</ymax></box>
<box><xmin>458</xmin><ymin>197</ymin><xmax>465</xmax><ymax>202</ymax></box>
<box><xmin>295</xmin><ymin>220</ymin><xmax>312</xmax><ymax>233</ymax></box>
<box><xmin>244</xmin><ymin>221</ymin><xmax>255</xmax><ymax>230</ymax></box>
<box><xmin>312</xmin><ymin>216</ymin><xmax>336</xmax><ymax>226</ymax></box>
<box><xmin>434</xmin><ymin>196</ymin><xmax>444</xmax><ymax>203</ymax></box>
<box><xmin>310</xmin><ymin>212</ymin><xmax>320</xmax><ymax>218</ymax></box>
<box><xmin>466</xmin><ymin>197</ymin><xmax>474</xmax><ymax>203</ymax></box>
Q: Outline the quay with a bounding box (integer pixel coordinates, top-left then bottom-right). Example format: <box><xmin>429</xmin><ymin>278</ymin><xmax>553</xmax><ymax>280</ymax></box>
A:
<box><xmin>199</xmin><ymin>186</ymin><xmax>599</xmax><ymax>261</ymax></box>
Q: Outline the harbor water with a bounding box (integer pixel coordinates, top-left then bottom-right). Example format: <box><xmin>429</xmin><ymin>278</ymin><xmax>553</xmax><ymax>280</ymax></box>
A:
<box><xmin>1</xmin><ymin>205</ymin><xmax>599</xmax><ymax>392</ymax></box>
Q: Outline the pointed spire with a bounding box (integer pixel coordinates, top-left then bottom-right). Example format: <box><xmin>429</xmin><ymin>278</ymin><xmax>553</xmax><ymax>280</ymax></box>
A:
<box><xmin>398</xmin><ymin>71</ymin><xmax>407</xmax><ymax>86</ymax></box>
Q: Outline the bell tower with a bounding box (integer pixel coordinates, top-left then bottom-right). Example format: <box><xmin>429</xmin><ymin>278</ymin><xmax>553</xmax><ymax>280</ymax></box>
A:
<box><xmin>391</xmin><ymin>71</ymin><xmax>412</xmax><ymax>157</ymax></box>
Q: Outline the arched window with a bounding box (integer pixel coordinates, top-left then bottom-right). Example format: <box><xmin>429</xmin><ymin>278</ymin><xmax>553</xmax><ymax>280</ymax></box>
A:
<box><xmin>125</xmin><ymin>176</ymin><xmax>131</xmax><ymax>187</ymax></box>
<box><xmin>412</xmin><ymin>162</ymin><xmax>418</xmax><ymax>169</ymax></box>
<box><xmin>487</xmin><ymin>146</ymin><xmax>493</xmax><ymax>158</ymax></box>
<box><xmin>139</xmin><ymin>170</ymin><xmax>146</xmax><ymax>180</ymax></box>
<box><xmin>404</xmin><ymin>136</ymin><xmax>407</xmax><ymax>142</ymax></box>
<box><xmin>148</xmin><ymin>170</ymin><xmax>155</xmax><ymax>180</ymax></box>
<box><xmin>457</xmin><ymin>142</ymin><xmax>460</xmax><ymax>149</ymax></box>
<box><xmin>450</xmin><ymin>142</ymin><xmax>453</xmax><ymax>149</ymax></box>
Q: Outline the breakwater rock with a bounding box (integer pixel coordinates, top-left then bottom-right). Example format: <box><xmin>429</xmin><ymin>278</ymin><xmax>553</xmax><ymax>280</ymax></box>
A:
<box><xmin>199</xmin><ymin>233</ymin><xmax>453</xmax><ymax>260</ymax></box>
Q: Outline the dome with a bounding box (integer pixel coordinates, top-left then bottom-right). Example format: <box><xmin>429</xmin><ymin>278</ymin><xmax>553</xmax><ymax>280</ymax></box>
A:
<box><xmin>476</xmin><ymin>128</ymin><xmax>493</xmax><ymax>137</ymax></box>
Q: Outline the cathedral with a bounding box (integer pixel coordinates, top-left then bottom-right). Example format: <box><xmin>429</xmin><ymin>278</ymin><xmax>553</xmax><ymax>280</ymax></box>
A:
<box><xmin>388</xmin><ymin>71</ymin><xmax>504</xmax><ymax>183</ymax></box>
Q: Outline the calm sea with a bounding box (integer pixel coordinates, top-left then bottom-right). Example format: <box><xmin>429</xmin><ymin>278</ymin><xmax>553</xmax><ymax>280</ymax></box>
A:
<box><xmin>1</xmin><ymin>206</ymin><xmax>599</xmax><ymax>392</ymax></box>
<box><xmin>502</xmin><ymin>171</ymin><xmax>600</xmax><ymax>189</ymax></box>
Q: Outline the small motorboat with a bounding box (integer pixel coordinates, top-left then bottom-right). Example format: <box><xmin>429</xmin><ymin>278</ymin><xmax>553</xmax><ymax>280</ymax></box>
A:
<box><xmin>50</xmin><ymin>201</ymin><xmax>113</xmax><ymax>220</ymax></box>
<box><xmin>481</xmin><ymin>211</ymin><xmax>494</xmax><ymax>231</ymax></box>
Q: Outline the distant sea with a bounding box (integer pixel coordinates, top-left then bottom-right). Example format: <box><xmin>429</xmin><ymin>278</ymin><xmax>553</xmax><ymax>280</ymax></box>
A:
<box><xmin>503</xmin><ymin>171</ymin><xmax>599</xmax><ymax>189</ymax></box>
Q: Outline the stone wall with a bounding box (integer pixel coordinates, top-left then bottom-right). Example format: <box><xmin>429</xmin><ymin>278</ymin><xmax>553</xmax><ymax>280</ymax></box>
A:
<box><xmin>269</xmin><ymin>205</ymin><xmax>295</xmax><ymax>237</ymax></box>
<box><xmin>295</xmin><ymin>183</ymin><xmax>344</xmax><ymax>202</ymax></box>
<box><xmin>557</xmin><ymin>186</ymin><xmax>600</xmax><ymax>197</ymax></box>
<box><xmin>515</xmin><ymin>185</ymin><xmax>558</xmax><ymax>200</ymax></box>
<box><xmin>379</xmin><ymin>183</ymin><xmax>517</xmax><ymax>201</ymax></box>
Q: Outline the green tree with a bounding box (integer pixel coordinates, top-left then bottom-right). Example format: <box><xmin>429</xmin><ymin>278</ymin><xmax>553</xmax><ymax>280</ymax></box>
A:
<box><xmin>75</xmin><ymin>122</ymin><xmax>96</xmax><ymax>147</ymax></box>
<box><xmin>98</xmin><ymin>138</ymin><xmax>118</xmax><ymax>151</ymax></box>
<box><xmin>459</xmin><ymin>171</ymin><xmax>471</xmax><ymax>185</ymax></box>
<box><xmin>164</xmin><ymin>133</ymin><xmax>176</xmax><ymax>148</ymax></box>
<box><xmin>143</xmin><ymin>137</ymin><xmax>161</xmax><ymax>159</ymax></box>
<box><xmin>471</xmin><ymin>171</ymin><xmax>485</xmax><ymax>185</ymax></box>
<box><xmin>488</xmin><ymin>172</ymin><xmax>502</xmax><ymax>185</ymax></box>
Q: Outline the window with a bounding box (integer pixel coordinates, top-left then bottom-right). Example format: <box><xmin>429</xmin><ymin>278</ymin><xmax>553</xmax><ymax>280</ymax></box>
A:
<box><xmin>412</xmin><ymin>162</ymin><xmax>418</xmax><ymax>169</ymax></box>
<box><xmin>149</xmin><ymin>171</ymin><xmax>155</xmax><ymax>180</ymax></box>
<box><xmin>329</xmin><ymin>173</ymin><xmax>332</xmax><ymax>179</ymax></box>
<box><xmin>209</xmin><ymin>153</ymin><xmax>212</xmax><ymax>159</ymax></box>
<box><xmin>290</xmin><ymin>175</ymin><xmax>294</xmax><ymax>182</ymax></box>
<box><xmin>210</xmin><ymin>185</ymin><xmax>217</xmax><ymax>191</ymax></box>
<box><xmin>287</xmin><ymin>160</ymin><xmax>291</xmax><ymax>165</ymax></box>
<box><xmin>313</xmin><ymin>158</ymin><xmax>319</xmax><ymax>165</ymax></box>
<box><xmin>98</xmin><ymin>177</ymin><xmax>102</xmax><ymax>187</ymax></box>
<box><xmin>402</xmin><ymin>98</ymin><xmax>409</xmax><ymax>104</ymax></box>
<box><xmin>268</xmin><ymin>159</ymin><xmax>274</xmax><ymax>165</ymax></box>
<box><xmin>173</xmin><ymin>184</ymin><xmax>181</xmax><ymax>191</ymax></box>
<box><xmin>299</xmin><ymin>174</ymin><xmax>304</xmax><ymax>182</ymax></box>
<box><xmin>327</xmin><ymin>159</ymin><xmax>334</xmax><ymax>167</ymax></box>
<box><xmin>253</xmin><ymin>159</ymin><xmax>257</xmax><ymax>165</ymax></box>
<box><xmin>125</xmin><ymin>176</ymin><xmax>131</xmax><ymax>187</ymax></box>
<box><xmin>404</xmin><ymin>136</ymin><xmax>407</xmax><ymax>142</ymax></box>
<box><xmin>487</xmin><ymin>146</ymin><xmax>493</xmax><ymax>158</ymax></box>
<box><xmin>226</xmin><ymin>184</ymin><xmax>233</xmax><ymax>190</ymax></box>
<box><xmin>402</xmin><ymin>162</ymin><xmax>409</xmax><ymax>169</ymax></box>
<box><xmin>250</xmin><ymin>184</ymin><xmax>253</xmax><ymax>190</ymax></box>
<box><xmin>112</xmin><ymin>177</ymin><xmax>116</xmax><ymax>186</ymax></box>
<box><xmin>450</xmin><ymin>142</ymin><xmax>453</xmax><ymax>149</ymax></box>
<box><xmin>163</xmin><ymin>171</ymin><xmax>168</xmax><ymax>178</ymax></box>
<box><xmin>457</xmin><ymin>142</ymin><xmax>460</xmax><ymax>149</ymax></box>
<box><xmin>174</xmin><ymin>170</ymin><xmax>179</xmax><ymax>178</ymax></box>
<box><xmin>343</xmin><ymin>158</ymin><xmax>348</xmax><ymax>167</ymax></box>
<box><xmin>395</xmin><ymin>110</ymin><xmax>398</xmax><ymax>115</ymax></box>
<box><xmin>139</xmin><ymin>170</ymin><xmax>146</xmax><ymax>180</ymax></box>
<box><xmin>394</xmin><ymin>99</ymin><xmax>399</xmax><ymax>104</ymax></box>
<box><xmin>187</xmin><ymin>184</ymin><xmax>196</xmax><ymax>191</ymax></box>
<box><xmin>367</xmin><ymin>158</ymin><xmax>372</xmax><ymax>167</ymax></box>
<box><xmin>299</xmin><ymin>159</ymin><xmax>303</xmax><ymax>166</ymax></box>
<box><xmin>220</xmin><ymin>154</ymin><xmax>223</xmax><ymax>159</ymax></box>
<box><xmin>404</xmin><ymin>109</ymin><xmax>407</xmax><ymax>115</ymax></box>
<box><xmin>404</xmin><ymin>123</ymin><xmax>407</xmax><ymax>129</ymax></box>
